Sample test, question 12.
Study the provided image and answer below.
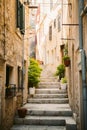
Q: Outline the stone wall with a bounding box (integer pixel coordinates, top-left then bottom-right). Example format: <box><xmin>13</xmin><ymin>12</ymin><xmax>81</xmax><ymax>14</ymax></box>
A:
<box><xmin>0</xmin><ymin>94</ymin><xmax>23</xmax><ymax>130</ymax></box>
<box><xmin>16</xmin><ymin>94</ymin><xmax>23</xmax><ymax>109</ymax></box>
<box><xmin>0</xmin><ymin>77</ymin><xmax>2</xmax><ymax>125</ymax></box>
<box><xmin>0</xmin><ymin>0</ymin><xmax>5</xmax><ymax>59</ymax></box>
<box><xmin>0</xmin><ymin>0</ymin><xmax>29</xmax><ymax>129</ymax></box>
<box><xmin>67</xmin><ymin>0</ymin><xmax>83</xmax><ymax>130</ymax></box>
<box><xmin>0</xmin><ymin>61</ymin><xmax>5</xmax><ymax>128</ymax></box>
<box><xmin>1</xmin><ymin>98</ymin><xmax>16</xmax><ymax>130</ymax></box>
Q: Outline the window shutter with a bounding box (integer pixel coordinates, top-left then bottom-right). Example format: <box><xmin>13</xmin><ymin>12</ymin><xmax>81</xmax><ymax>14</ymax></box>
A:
<box><xmin>58</xmin><ymin>14</ymin><xmax>61</xmax><ymax>32</ymax></box>
<box><xmin>20</xmin><ymin>4</ymin><xmax>25</xmax><ymax>34</ymax></box>
<box><xmin>49</xmin><ymin>26</ymin><xmax>52</xmax><ymax>40</ymax></box>
<box><xmin>16</xmin><ymin>0</ymin><xmax>21</xmax><ymax>28</ymax></box>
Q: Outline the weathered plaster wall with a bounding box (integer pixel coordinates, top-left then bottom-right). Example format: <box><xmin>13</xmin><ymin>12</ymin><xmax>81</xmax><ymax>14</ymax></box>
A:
<box><xmin>67</xmin><ymin>0</ymin><xmax>83</xmax><ymax>130</ymax></box>
<box><xmin>0</xmin><ymin>0</ymin><xmax>29</xmax><ymax>129</ymax></box>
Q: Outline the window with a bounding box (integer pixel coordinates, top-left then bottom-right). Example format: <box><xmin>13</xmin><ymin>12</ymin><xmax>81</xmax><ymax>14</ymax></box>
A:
<box><xmin>58</xmin><ymin>14</ymin><xmax>61</xmax><ymax>32</ymax></box>
<box><xmin>49</xmin><ymin>26</ymin><xmax>52</xmax><ymax>40</ymax></box>
<box><xmin>50</xmin><ymin>0</ymin><xmax>53</xmax><ymax>11</ymax></box>
<box><xmin>18</xmin><ymin>66</ymin><xmax>22</xmax><ymax>90</ymax></box>
<box><xmin>60</xmin><ymin>44</ymin><xmax>65</xmax><ymax>62</ymax></box>
<box><xmin>16</xmin><ymin>0</ymin><xmax>25</xmax><ymax>34</ymax></box>
<box><xmin>6</xmin><ymin>65</ymin><xmax>13</xmax><ymax>87</ymax></box>
<box><xmin>5</xmin><ymin>65</ymin><xmax>16</xmax><ymax>98</ymax></box>
<box><xmin>47</xmin><ymin>51</ymin><xmax>49</xmax><ymax>64</ymax></box>
<box><xmin>54</xmin><ymin>19</ymin><xmax>56</xmax><ymax>28</ymax></box>
<box><xmin>68</xmin><ymin>3</ymin><xmax>72</xmax><ymax>18</ymax></box>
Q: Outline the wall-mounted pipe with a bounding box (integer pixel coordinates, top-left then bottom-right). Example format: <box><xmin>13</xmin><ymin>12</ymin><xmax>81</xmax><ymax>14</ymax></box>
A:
<box><xmin>78</xmin><ymin>0</ymin><xmax>87</xmax><ymax>130</ymax></box>
<box><xmin>81</xmin><ymin>50</ymin><xmax>87</xmax><ymax>130</ymax></box>
<box><xmin>79</xmin><ymin>0</ymin><xmax>84</xmax><ymax>49</ymax></box>
<box><xmin>4</xmin><ymin>0</ymin><xmax>6</xmax><ymax>59</ymax></box>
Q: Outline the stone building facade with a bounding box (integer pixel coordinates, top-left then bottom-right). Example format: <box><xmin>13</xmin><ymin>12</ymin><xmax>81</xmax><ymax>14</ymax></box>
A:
<box><xmin>36</xmin><ymin>0</ymin><xmax>69</xmax><ymax>73</ymax></box>
<box><xmin>0</xmin><ymin>0</ymin><xmax>29</xmax><ymax>129</ymax></box>
<box><xmin>36</xmin><ymin>0</ymin><xmax>87</xmax><ymax>130</ymax></box>
<box><xmin>66</xmin><ymin>0</ymin><xmax>87</xmax><ymax>130</ymax></box>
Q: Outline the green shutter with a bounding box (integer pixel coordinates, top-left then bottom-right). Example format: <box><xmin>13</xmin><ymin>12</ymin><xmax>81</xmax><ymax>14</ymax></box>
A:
<box><xmin>20</xmin><ymin>4</ymin><xmax>25</xmax><ymax>34</ymax></box>
<box><xmin>16</xmin><ymin>0</ymin><xmax>21</xmax><ymax>28</ymax></box>
<box><xmin>16</xmin><ymin>0</ymin><xmax>25</xmax><ymax>34</ymax></box>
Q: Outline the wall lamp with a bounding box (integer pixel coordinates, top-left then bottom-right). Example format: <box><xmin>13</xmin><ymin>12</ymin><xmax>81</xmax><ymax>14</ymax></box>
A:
<box><xmin>23</xmin><ymin>0</ymin><xmax>30</xmax><ymax>5</ymax></box>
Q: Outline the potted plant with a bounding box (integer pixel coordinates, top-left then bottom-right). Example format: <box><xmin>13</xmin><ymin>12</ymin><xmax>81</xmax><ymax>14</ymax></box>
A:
<box><xmin>17</xmin><ymin>107</ymin><xmax>27</xmax><ymax>118</ymax></box>
<box><xmin>61</xmin><ymin>77</ymin><xmax>67</xmax><ymax>90</ymax></box>
<box><xmin>63</xmin><ymin>55</ymin><xmax>70</xmax><ymax>67</ymax></box>
<box><xmin>28</xmin><ymin>58</ymin><xmax>42</xmax><ymax>96</ymax></box>
<box><xmin>55</xmin><ymin>64</ymin><xmax>65</xmax><ymax>80</ymax></box>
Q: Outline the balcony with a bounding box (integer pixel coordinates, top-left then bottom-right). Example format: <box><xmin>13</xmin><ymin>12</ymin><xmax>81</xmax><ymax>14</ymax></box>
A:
<box><xmin>5</xmin><ymin>84</ymin><xmax>16</xmax><ymax>98</ymax></box>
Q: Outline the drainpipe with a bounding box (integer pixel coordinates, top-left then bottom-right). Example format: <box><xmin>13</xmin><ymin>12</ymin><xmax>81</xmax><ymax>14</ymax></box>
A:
<box><xmin>79</xmin><ymin>0</ymin><xmax>87</xmax><ymax>130</ymax></box>
<box><xmin>22</xmin><ymin>34</ymin><xmax>24</xmax><ymax>106</ymax></box>
<box><xmin>4</xmin><ymin>0</ymin><xmax>6</xmax><ymax>59</ymax></box>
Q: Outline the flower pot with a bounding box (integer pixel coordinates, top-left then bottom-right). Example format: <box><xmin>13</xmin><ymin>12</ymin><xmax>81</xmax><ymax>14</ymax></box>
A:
<box><xmin>17</xmin><ymin>108</ymin><xmax>27</xmax><ymax>118</ymax></box>
<box><xmin>64</xmin><ymin>59</ymin><xmax>70</xmax><ymax>67</ymax></box>
<box><xmin>29</xmin><ymin>87</ymin><xmax>35</xmax><ymax>96</ymax></box>
<box><xmin>61</xmin><ymin>83</ymin><xmax>67</xmax><ymax>90</ymax></box>
<box><xmin>6</xmin><ymin>88</ymin><xmax>12</xmax><ymax>97</ymax></box>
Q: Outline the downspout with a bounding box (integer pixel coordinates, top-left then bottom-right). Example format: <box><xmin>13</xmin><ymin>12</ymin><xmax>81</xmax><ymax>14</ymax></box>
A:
<box><xmin>4</xmin><ymin>0</ymin><xmax>6</xmax><ymax>59</ymax></box>
<box><xmin>22</xmin><ymin>34</ymin><xmax>24</xmax><ymax>105</ymax></box>
<box><xmin>79</xmin><ymin>0</ymin><xmax>84</xmax><ymax>49</ymax></box>
<box><xmin>79</xmin><ymin>0</ymin><xmax>87</xmax><ymax>130</ymax></box>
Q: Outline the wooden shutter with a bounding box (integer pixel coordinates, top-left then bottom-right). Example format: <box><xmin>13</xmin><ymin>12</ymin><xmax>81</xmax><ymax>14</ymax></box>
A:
<box><xmin>49</xmin><ymin>26</ymin><xmax>52</xmax><ymax>40</ymax></box>
<box><xmin>20</xmin><ymin>4</ymin><xmax>25</xmax><ymax>34</ymax></box>
<box><xmin>16</xmin><ymin>0</ymin><xmax>21</xmax><ymax>28</ymax></box>
<box><xmin>16</xmin><ymin>0</ymin><xmax>25</xmax><ymax>35</ymax></box>
<box><xmin>58</xmin><ymin>14</ymin><xmax>61</xmax><ymax>32</ymax></box>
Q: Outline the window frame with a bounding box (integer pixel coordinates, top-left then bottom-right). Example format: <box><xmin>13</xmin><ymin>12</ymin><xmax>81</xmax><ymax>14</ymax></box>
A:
<box><xmin>49</xmin><ymin>25</ymin><xmax>52</xmax><ymax>40</ymax></box>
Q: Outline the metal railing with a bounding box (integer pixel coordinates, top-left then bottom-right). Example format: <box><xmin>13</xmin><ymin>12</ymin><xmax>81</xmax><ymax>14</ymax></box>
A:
<box><xmin>5</xmin><ymin>84</ymin><xmax>16</xmax><ymax>98</ymax></box>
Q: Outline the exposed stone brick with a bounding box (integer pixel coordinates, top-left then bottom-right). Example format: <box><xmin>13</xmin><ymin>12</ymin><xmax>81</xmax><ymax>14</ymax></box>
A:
<box><xmin>0</xmin><ymin>0</ymin><xmax>29</xmax><ymax>130</ymax></box>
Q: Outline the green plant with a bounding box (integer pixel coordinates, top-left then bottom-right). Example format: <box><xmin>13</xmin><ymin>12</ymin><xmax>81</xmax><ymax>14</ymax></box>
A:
<box><xmin>55</xmin><ymin>64</ymin><xmax>65</xmax><ymax>80</ymax></box>
<box><xmin>61</xmin><ymin>77</ymin><xmax>67</xmax><ymax>83</ymax></box>
<box><xmin>63</xmin><ymin>55</ymin><xmax>70</xmax><ymax>61</ymax></box>
<box><xmin>62</xmin><ymin>43</ymin><xmax>70</xmax><ymax>67</ymax></box>
<box><xmin>63</xmin><ymin>42</ymin><xmax>68</xmax><ymax>55</ymax></box>
<box><xmin>28</xmin><ymin>58</ymin><xmax>42</xmax><ymax>88</ymax></box>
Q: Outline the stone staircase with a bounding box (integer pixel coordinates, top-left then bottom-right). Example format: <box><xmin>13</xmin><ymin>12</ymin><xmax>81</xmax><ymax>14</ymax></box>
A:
<box><xmin>11</xmin><ymin>72</ymin><xmax>77</xmax><ymax>130</ymax></box>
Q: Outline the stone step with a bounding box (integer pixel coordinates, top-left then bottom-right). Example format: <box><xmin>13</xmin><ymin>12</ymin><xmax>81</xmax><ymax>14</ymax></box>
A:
<box><xmin>11</xmin><ymin>125</ymin><xmax>66</xmax><ymax>130</ymax></box>
<box><xmin>23</xmin><ymin>103</ymin><xmax>70</xmax><ymax>110</ymax></box>
<box><xmin>40</xmin><ymin>77</ymin><xmax>58</xmax><ymax>82</ymax></box>
<box><xmin>26</xmin><ymin>109</ymin><xmax>73</xmax><ymax>116</ymax></box>
<box><xmin>14</xmin><ymin>116</ymin><xmax>65</xmax><ymax>126</ymax></box>
<box><xmin>38</xmin><ymin>81</ymin><xmax>60</xmax><ymax>88</ymax></box>
<box><xmin>27</xmin><ymin>98</ymin><xmax>69</xmax><ymax>104</ymax></box>
<box><xmin>39</xmin><ymin>82</ymin><xmax>59</xmax><ymax>85</ymax></box>
<box><xmin>38</xmin><ymin>85</ymin><xmax>60</xmax><ymax>89</ymax></box>
<box><xmin>40</xmin><ymin>76</ymin><xmax>56</xmax><ymax>79</ymax></box>
<box><xmin>14</xmin><ymin>116</ymin><xmax>77</xmax><ymax>130</ymax></box>
<box><xmin>34</xmin><ymin>93</ymin><xmax>68</xmax><ymax>98</ymax></box>
<box><xmin>35</xmin><ymin>89</ymin><xmax>67</xmax><ymax>94</ymax></box>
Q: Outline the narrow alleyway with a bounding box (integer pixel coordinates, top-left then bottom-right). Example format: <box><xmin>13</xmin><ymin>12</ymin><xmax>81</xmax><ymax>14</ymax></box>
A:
<box><xmin>11</xmin><ymin>68</ymin><xmax>76</xmax><ymax>130</ymax></box>
<box><xmin>0</xmin><ymin>0</ymin><xmax>87</xmax><ymax>130</ymax></box>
